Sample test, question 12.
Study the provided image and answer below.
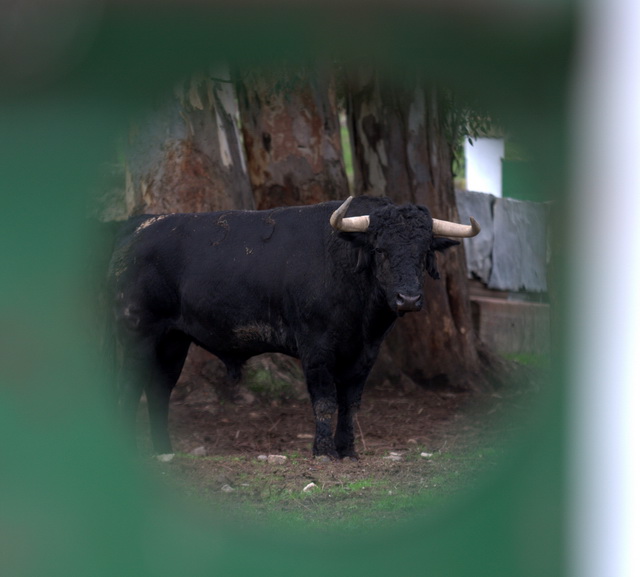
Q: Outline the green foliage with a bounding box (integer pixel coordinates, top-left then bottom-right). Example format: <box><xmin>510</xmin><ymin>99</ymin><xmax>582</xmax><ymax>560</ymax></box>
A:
<box><xmin>340</xmin><ymin>114</ymin><xmax>354</xmax><ymax>190</ymax></box>
<box><xmin>441</xmin><ymin>90</ymin><xmax>499</xmax><ymax>167</ymax></box>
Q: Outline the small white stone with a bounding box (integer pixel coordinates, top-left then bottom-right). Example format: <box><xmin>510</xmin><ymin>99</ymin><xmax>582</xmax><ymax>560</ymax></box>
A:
<box><xmin>384</xmin><ymin>452</ymin><xmax>403</xmax><ymax>461</ymax></box>
<box><xmin>302</xmin><ymin>482</ymin><xmax>318</xmax><ymax>492</ymax></box>
<box><xmin>267</xmin><ymin>454</ymin><xmax>288</xmax><ymax>465</ymax></box>
<box><xmin>257</xmin><ymin>454</ymin><xmax>268</xmax><ymax>461</ymax></box>
<box><xmin>420</xmin><ymin>452</ymin><xmax>434</xmax><ymax>458</ymax></box>
<box><xmin>220</xmin><ymin>484</ymin><xmax>235</xmax><ymax>493</ymax></box>
<box><xmin>156</xmin><ymin>453</ymin><xmax>175</xmax><ymax>463</ymax></box>
<box><xmin>190</xmin><ymin>446</ymin><xmax>207</xmax><ymax>456</ymax></box>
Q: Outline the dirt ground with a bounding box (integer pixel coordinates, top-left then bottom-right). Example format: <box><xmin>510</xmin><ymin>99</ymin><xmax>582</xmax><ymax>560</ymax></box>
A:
<box><xmin>139</xmin><ymin>357</ymin><xmax>542</xmax><ymax>527</ymax></box>
<box><xmin>165</xmin><ymin>380</ymin><xmax>491</xmax><ymax>458</ymax></box>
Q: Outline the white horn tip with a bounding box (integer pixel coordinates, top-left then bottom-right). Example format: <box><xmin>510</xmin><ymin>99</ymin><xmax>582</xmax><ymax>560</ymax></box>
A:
<box><xmin>470</xmin><ymin>217</ymin><xmax>481</xmax><ymax>236</ymax></box>
<box><xmin>330</xmin><ymin>196</ymin><xmax>354</xmax><ymax>230</ymax></box>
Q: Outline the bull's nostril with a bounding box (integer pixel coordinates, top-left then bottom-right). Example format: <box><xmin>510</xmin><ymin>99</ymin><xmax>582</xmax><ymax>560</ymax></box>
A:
<box><xmin>396</xmin><ymin>293</ymin><xmax>422</xmax><ymax>311</ymax></box>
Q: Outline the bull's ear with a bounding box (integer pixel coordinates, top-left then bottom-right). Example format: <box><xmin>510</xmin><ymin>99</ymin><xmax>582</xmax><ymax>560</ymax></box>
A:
<box><xmin>426</xmin><ymin>251</ymin><xmax>440</xmax><ymax>279</ymax></box>
<box><xmin>338</xmin><ymin>230</ymin><xmax>373</xmax><ymax>272</ymax></box>
<box><xmin>426</xmin><ymin>238</ymin><xmax>460</xmax><ymax>279</ymax></box>
<box><xmin>354</xmin><ymin>247</ymin><xmax>372</xmax><ymax>273</ymax></box>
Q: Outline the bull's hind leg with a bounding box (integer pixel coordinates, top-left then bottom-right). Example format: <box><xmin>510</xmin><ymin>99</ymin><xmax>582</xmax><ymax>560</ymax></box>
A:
<box><xmin>146</xmin><ymin>331</ymin><xmax>191</xmax><ymax>455</ymax></box>
<box><xmin>118</xmin><ymin>350</ymin><xmax>149</xmax><ymax>451</ymax></box>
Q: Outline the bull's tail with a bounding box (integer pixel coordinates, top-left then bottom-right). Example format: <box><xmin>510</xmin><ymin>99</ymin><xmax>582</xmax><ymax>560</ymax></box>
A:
<box><xmin>89</xmin><ymin>219</ymin><xmax>124</xmax><ymax>409</ymax></box>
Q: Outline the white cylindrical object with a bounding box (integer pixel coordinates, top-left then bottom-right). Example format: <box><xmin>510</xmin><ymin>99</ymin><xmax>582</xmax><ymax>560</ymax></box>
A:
<box><xmin>570</xmin><ymin>1</ymin><xmax>640</xmax><ymax>576</ymax></box>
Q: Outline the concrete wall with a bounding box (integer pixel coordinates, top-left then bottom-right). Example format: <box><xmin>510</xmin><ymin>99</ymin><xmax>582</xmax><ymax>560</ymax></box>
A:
<box><xmin>471</xmin><ymin>297</ymin><xmax>550</xmax><ymax>355</ymax></box>
<box><xmin>455</xmin><ymin>190</ymin><xmax>551</xmax><ymax>355</ymax></box>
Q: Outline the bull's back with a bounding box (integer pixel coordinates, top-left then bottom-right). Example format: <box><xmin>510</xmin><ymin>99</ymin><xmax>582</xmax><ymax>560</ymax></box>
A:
<box><xmin>127</xmin><ymin>207</ymin><xmax>334</xmax><ymax>355</ymax></box>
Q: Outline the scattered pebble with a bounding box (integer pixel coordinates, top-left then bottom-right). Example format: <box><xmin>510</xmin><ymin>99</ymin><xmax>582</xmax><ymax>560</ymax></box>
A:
<box><xmin>220</xmin><ymin>484</ymin><xmax>235</xmax><ymax>493</ymax></box>
<box><xmin>302</xmin><ymin>482</ymin><xmax>318</xmax><ymax>492</ymax></box>
<box><xmin>156</xmin><ymin>453</ymin><xmax>175</xmax><ymax>463</ymax></box>
<box><xmin>267</xmin><ymin>454</ymin><xmax>288</xmax><ymax>465</ymax></box>
<box><xmin>296</xmin><ymin>433</ymin><xmax>314</xmax><ymax>439</ymax></box>
<box><xmin>257</xmin><ymin>455</ymin><xmax>268</xmax><ymax>461</ymax></box>
<box><xmin>420</xmin><ymin>452</ymin><xmax>434</xmax><ymax>459</ymax></box>
<box><xmin>190</xmin><ymin>446</ymin><xmax>207</xmax><ymax>457</ymax></box>
<box><xmin>383</xmin><ymin>452</ymin><xmax>403</xmax><ymax>461</ymax></box>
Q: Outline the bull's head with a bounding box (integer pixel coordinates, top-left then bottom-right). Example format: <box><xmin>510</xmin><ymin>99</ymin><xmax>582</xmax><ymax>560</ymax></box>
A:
<box><xmin>330</xmin><ymin>196</ymin><xmax>480</xmax><ymax>314</ymax></box>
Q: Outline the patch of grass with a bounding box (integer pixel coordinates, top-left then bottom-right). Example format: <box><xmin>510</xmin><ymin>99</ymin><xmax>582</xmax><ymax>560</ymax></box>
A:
<box><xmin>244</xmin><ymin>366</ymin><xmax>296</xmax><ymax>400</ymax></box>
<box><xmin>184</xmin><ymin>443</ymin><xmax>506</xmax><ymax>531</ymax></box>
<box><xmin>503</xmin><ymin>352</ymin><xmax>550</xmax><ymax>370</ymax></box>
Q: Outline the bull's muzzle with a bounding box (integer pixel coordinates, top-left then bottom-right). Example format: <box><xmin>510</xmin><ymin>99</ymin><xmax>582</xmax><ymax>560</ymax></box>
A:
<box><xmin>396</xmin><ymin>293</ymin><xmax>423</xmax><ymax>312</ymax></box>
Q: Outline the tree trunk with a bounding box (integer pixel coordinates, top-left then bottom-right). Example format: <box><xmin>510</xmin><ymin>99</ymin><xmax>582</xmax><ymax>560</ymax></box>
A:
<box><xmin>347</xmin><ymin>75</ymin><xmax>482</xmax><ymax>389</ymax></box>
<box><xmin>236</xmin><ymin>69</ymin><xmax>349</xmax><ymax>209</ymax></box>
<box><xmin>231</xmin><ymin>69</ymin><xmax>350</xmax><ymax>396</ymax></box>
<box><xmin>122</xmin><ymin>70</ymin><xmax>255</xmax><ymax>401</ymax></box>
<box><xmin>125</xmin><ymin>70</ymin><xmax>254</xmax><ymax>215</ymax></box>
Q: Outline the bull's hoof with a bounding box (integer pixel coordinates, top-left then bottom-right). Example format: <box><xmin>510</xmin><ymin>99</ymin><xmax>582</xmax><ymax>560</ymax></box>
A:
<box><xmin>313</xmin><ymin>439</ymin><xmax>339</xmax><ymax>461</ymax></box>
<box><xmin>314</xmin><ymin>454</ymin><xmax>334</xmax><ymax>463</ymax></box>
<box><xmin>313</xmin><ymin>447</ymin><xmax>340</xmax><ymax>461</ymax></box>
<box><xmin>335</xmin><ymin>444</ymin><xmax>359</xmax><ymax>460</ymax></box>
<box><xmin>337</xmin><ymin>450</ymin><xmax>359</xmax><ymax>461</ymax></box>
<box><xmin>156</xmin><ymin>453</ymin><xmax>175</xmax><ymax>462</ymax></box>
<box><xmin>313</xmin><ymin>448</ymin><xmax>340</xmax><ymax>461</ymax></box>
<box><xmin>341</xmin><ymin>454</ymin><xmax>359</xmax><ymax>462</ymax></box>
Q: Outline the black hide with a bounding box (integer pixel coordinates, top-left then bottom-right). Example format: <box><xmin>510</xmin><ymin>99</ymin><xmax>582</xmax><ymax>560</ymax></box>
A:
<box><xmin>108</xmin><ymin>196</ymin><xmax>459</xmax><ymax>458</ymax></box>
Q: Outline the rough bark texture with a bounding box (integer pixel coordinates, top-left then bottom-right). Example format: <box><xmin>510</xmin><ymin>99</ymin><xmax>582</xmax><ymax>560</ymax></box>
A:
<box><xmin>125</xmin><ymin>71</ymin><xmax>254</xmax><ymax>215</ymax></box>
<box><xmin>236</xmin><ymin>70</ymin><xmax>349</xmax><ymax>209</ymax></box>
<box><xmin>347</xmin><ymin>76</ymin><xmax>482</xmax><ymax>389</ymax></box>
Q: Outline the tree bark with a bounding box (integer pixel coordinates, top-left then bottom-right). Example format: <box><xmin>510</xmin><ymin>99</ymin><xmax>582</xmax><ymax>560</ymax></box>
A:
<box><xmin>122</xmin><ymin>70</ymin><xmax>255</xmax><ymax>400</ymax></box>
<box><xmin>347</xmin><ymin>75</ymin><xmax>481</xmax><ymax>388</ymax></box>
<box><xmin>125</xmin><ymin>69</ymin><xmax>254</xmax><ymax>215</ymax></box>
<box><xmin>236</xmin><ymin>69</ymin><xmax>349</xmax><ymax>209</ymax></box>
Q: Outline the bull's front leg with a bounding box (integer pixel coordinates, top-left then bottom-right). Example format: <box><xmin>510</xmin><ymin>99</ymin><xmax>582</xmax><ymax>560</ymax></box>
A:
<box><xmin>312</xmin><ymin>397</ymin><xmax>339</xmax><ymax>459</ymax></box>
<box><xmin>304</xmin><ymin>363</ymin><xmax>339</xmax><ymax>459</ymax></box>
<box><xmin>334</xmin><ymin>381</ymin><xmax>365</xmax><ymax>460</ymax></box>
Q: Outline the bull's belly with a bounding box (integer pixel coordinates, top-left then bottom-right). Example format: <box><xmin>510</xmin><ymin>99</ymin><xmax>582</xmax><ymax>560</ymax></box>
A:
<box><xmin>184</xmin><ymin>320</ymin><xmax>298</xmax><ymax>360</ymax></box>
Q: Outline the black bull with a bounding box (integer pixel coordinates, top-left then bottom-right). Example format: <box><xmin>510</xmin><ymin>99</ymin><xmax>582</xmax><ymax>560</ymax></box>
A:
<box><xmin>107</xmin><ymin>195</ymin><xmax>479</xmax><ymax>459</ymax></box>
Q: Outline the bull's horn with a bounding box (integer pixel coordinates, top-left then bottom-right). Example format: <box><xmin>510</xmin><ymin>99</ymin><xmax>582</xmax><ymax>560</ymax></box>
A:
<box><xmin>432</xmin><ymin>216</ymin><xmax>481</xmax><ymax>238</ymax></box>
<box><xmin>330</xmin><ymin>196</ymin><xmax>370</xmax><ymax>232</ymax></box>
